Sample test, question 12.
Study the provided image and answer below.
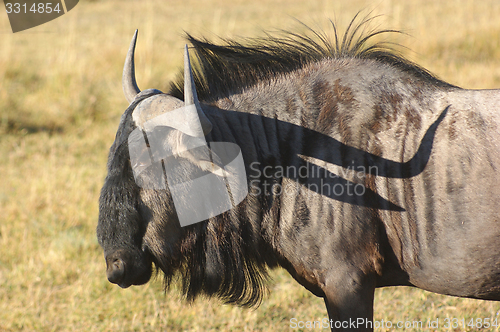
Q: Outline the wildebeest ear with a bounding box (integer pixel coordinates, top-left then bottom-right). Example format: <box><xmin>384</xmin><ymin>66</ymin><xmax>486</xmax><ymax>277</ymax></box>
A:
<box><xmin>123</xmin><ymin>30</ymin><xmax>142</xmax><ymax>104</ymax></box>
<box><xmin>184</xmin><ymin>45</ymin><xmax>212</xmax><ymax>135</ymax></box>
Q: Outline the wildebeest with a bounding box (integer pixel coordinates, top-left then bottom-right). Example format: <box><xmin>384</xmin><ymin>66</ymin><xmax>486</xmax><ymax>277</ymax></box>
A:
<box><xmin>97</xmin><ymin>16</ymin><xmax>500</xmax><ymax>331</ymax></box>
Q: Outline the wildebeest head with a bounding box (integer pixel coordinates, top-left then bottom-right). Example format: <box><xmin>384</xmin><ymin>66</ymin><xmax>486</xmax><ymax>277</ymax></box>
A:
<box><xmin>97</xmin><ymin>31</ymin><xmax>213</xmax><ymax>288</ymax></box>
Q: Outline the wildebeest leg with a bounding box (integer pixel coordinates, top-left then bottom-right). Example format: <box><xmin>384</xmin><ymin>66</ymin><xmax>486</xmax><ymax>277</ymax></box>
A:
<box><xmin>323</xmin><ymin>272</ymin><xmax>376</xmax><ymax>331</ymax></box>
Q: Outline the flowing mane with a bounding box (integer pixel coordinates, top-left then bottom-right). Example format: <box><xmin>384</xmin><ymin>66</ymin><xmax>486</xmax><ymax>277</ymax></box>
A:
<box><xmin>169</xmin><ymin>14</ymin><xmax>455</xmax><ymax>102</ymax></box>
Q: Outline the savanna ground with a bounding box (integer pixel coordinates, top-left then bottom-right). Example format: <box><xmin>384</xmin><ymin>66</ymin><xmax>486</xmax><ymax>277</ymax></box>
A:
<box><xmin>1</xmin><ymin>0</ymin><xmax>500</xmax><ymax>331</ymax></box>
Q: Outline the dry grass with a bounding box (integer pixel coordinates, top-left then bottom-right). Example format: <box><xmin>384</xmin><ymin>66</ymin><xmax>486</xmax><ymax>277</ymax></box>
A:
<box><xmin>1</xmin><ymin>0</ymin><xmax>500</xmax><ymax>331</ymax></box>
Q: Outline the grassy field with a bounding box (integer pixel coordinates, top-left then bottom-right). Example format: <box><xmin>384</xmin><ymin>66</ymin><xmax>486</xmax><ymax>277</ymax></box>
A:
<box><xmin>1</xmin><ymin>0</ymin><xmax>500</xmax><ymax>330</ymax></box>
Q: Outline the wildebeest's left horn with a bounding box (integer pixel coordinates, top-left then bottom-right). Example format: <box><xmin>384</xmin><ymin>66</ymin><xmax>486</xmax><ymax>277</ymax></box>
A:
<box><xmin>184</xmin><ymin>45</ymin><xmax>212</xmax><ymax>135</ymax></box>
<box><xmin>123</xmin><ymin>30</ymin><xmax>141</xmax><ymax>104</ymax></box>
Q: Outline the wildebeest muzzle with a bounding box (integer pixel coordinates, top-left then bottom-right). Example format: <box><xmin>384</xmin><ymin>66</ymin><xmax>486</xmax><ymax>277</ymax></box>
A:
<box><xmin>104</xmin><ymin>249</ymin><xmax>153</xmax><ymax>288</ymax></box>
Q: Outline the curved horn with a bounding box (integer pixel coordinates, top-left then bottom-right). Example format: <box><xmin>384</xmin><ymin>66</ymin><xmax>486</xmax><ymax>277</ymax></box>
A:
<box><xmin>123</xmin><ymin>30</ymin><xmax>141</xmax><ymax>104</ymax></box>
<box><xmin>184</xmin><ymin>45</ymin><xmax>212</xmax><ymax>135</ymax></box>
<box><xmin>184</xmin><ymin>44</ymin><xmax>198</xmax><ymax>106</ymax></box>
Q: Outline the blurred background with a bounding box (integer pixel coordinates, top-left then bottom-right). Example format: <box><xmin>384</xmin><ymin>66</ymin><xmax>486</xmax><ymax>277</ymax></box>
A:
<box><xmin>1</xmin><ymin>0</ymin><xmax>500</xmax><ymax>330</ymax></box>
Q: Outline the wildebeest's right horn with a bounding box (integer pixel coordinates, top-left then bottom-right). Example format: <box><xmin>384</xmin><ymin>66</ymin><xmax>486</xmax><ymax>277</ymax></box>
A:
<box><xmin>123</xmin><ymin>30</ymin><xmax>141</xmax><ymax>104</ymax></box>
<box><xmin>184</xmin><ymin>45</ymin><xmax>212</xmax><ymax>135</ymax></box>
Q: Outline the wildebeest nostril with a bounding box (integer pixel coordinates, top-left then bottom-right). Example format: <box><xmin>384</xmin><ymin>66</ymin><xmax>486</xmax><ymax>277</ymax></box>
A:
<box><xmin>107</xmin><ymin>258</ymin><xmax>125</xmax><ymax>284</ymax></box>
